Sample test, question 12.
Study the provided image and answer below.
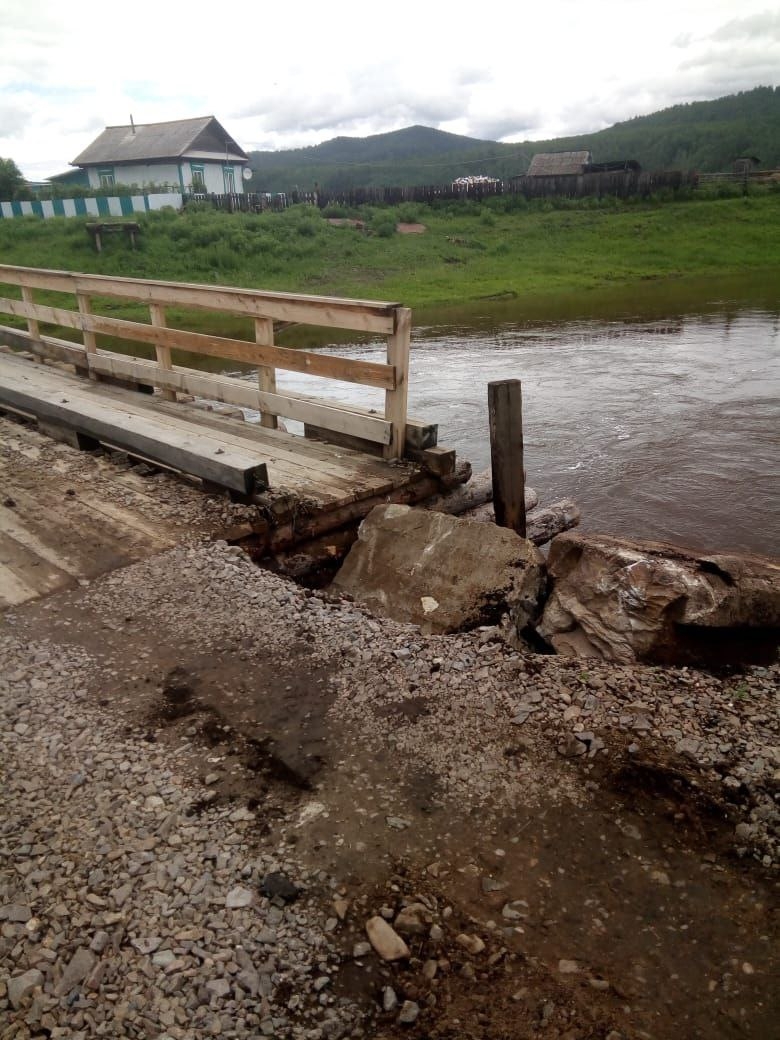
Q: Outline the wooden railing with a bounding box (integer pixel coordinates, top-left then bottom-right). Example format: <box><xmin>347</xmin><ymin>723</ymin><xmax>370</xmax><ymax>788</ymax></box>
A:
<box><xmin>0</xmin><ymin>264</ymin><xmax>412</xmax><ymax>459</ymax></box>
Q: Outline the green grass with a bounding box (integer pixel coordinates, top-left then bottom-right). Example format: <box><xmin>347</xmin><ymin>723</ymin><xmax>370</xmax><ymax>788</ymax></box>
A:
<box><xmin>1</xmin><ymin>189</ymin><xmax>779</xmax><ymax>322</ymax></box>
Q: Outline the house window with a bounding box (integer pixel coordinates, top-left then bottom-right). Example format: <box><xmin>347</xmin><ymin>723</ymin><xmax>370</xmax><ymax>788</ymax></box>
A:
<box><xmin>223</xmin><ymin>166</ymin><xmax>235</xmax><ymax>194</ymax></box>
<box><xmin>98</xmin><ymin>168</ymin><xmax>115</xmax><ymax>188</ymax></box>
<box><xmin>190</xmin><ymin>164</ymin><xmax>205</xmax><ymax>191</ymax></box>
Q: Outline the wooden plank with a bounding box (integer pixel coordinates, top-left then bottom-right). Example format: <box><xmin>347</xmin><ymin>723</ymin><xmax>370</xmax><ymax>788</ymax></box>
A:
<box><xmin>488</xmin><ymin>379</ymin><xmax>526</xmax><ymax>536</ymax></box>
<box><xmin>0</xmin><ymin>360</ymin><xmax>269</xmax><ymax>495</ymax></box>
<box><xmin>105</xmin><ymin>394</ymin><xmax>398</xmax><ymax>499</ymax></box>
<box><xmin>0</xmin><ymin>324</ymin><xmax>88</xmax><ymax>369</ymax></box>
<box><xmin>0</xmin><ymin>297</ymin><xmax>396</xmax><ymax>389</ymax></box>
<box><xmin>87</xmin><ymin>352</ymin><xmax>393</xmax><ymax>444</ymax></box>
<box><xmin>383</xmin><ymin>306</ymin><xmax>411</xmax><ymax>460</ymax></box>
<box><xmin>0</xmin><ymin>264</ymin><xmax>400</xmax><ymax>334</ymax></box>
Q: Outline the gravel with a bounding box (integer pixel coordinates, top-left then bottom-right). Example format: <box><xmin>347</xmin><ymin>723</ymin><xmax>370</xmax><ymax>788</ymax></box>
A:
<box><xmin>1</xmin><ymin>532</ymin><xmax>777</xmax><ymax>1036</ymax></box>
<box><xmin>0</xmin><ymin>624</ymin><xmax>363</xmax><ymax>1039</ymax></box>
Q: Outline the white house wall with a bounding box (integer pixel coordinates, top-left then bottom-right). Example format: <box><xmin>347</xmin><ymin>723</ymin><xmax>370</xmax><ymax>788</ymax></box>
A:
<box><xmin>184</xmin><ymin>159</ymin><xmax>246</xmax><ymax>194</ymax></box>
<box><xmin>85</xmin><ymin>159</ymin><xmax>246</xmax><ymax>194</ymax></box>
<box><xmin>86</xmin><ymin>163</ymin><xmax>182</xmax><ymax>191</ymax></box>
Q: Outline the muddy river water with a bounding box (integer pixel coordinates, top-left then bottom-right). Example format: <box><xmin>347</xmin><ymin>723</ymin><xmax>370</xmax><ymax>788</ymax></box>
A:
<box><xmin>269</xmin><ymin>282</ymin><xmax>779</xmax><ymax>556</ymax></box>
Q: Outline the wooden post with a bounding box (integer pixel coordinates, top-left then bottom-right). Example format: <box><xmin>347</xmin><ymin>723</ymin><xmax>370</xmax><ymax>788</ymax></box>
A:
<box><xmin>77</xmin><ymin>293</ymin><xmax>98</xmax><ymax>380</ymax></box>
<box><xmin>488</xmin><ymin>379</ymin><xmax>526</xmax><ymax>536</ymax></box>
<box><xmin>255</xmin><ymin>317</ymin><xmax>278</xmax><ymax>429</ymax></box>
<box><xmin>150</xmin><ymin>303</ymin><xmax>176</xmax><ymax>401</ymax></box>
<box><xmin>383</xmin><ymin>306</ymin><xmax>411</xmax><ymax>460</ymax></box>
<box><xmin>21</xmin><ymin>286</ymin><xmax>39</xmax><ymax>342</ymax></box>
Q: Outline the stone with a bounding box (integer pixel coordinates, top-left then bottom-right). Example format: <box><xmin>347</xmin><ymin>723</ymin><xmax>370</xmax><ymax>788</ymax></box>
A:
<box><xmin>90</xmin><ymin>930</ymin><xmax>110</xmax><ymax>954</ymax></box>
<box><xmin>55</xmin><ymin>947</ymin><xmax>96</xmax><ymax>996</ymax></box>
<box><xmin>558</xmin><ymin>959</ymin><xmax>580</xmax><ymax>974</ymax></box>
<box><xmin>260</xmin><ymin>873</ymin><xmax>299</xmax><ymax>903</ymax></box>
<box><xmin>332</xmin><ymin>504</ymin><xmax>546</xmax><ymax>635</ymax></box>
<box><xmin>422</xmin><ymin>959</ymin><xmax>438</xmax><ymax>980</ymax></box>
<box><xmin>398</xmin><ymin>1000</ymin><xmax>420</xmax><ymax>1025</ymax></box>
<box><xmin>382</xmin><ymin>986</ymin><xmax>398</xmax><ymax>1012</ymax></box>
<box><xmin>456</xmin><ymin>933</ymin><xmax>485</xmax><ymax>955</ymax></box>
<box><xmin>0</xmin><ymin>904</ymin><xmax>32</xmax><ymax>923</ymax></box>
<box><xmin>538</xmin><ymin>532</ymin><xmax>780</xmax><ymax>666</ymax></box>
<box><xmin>225</xmin><ymin>886</ymin><xmax>253</xmax><ymax>909</ymax></box>
<box><xmin>386</xmin><ymin>816</ymin><xmax>411</xmax><ymax>830</ymax></box>
<box><xmin>365</xmin><ymin>916</ymin><xmax>410</xmax><ymax>961</ymax></box>
<box><xmin>131</xmin><ymin>937</ymin><xmax>163</xmax><ymax>955</ymax></box>
<box><xmin>206</xmin><ymin>978</ymin><xmax>231</xmax><ymax>998</ymax></box>
<box><xmin>8</xmin><ymin>969</ymin><xmax>43</xmax><ymax>1009</ymax></box>
<box><xmin>394</xmin><ymin>904</ymin><xmax>428</xmax><ymax>936</ymax></box>
<box><xmin>502</xmin><ymin>901</ymin><xmax>528</xmax><ymax>921</ymax></box>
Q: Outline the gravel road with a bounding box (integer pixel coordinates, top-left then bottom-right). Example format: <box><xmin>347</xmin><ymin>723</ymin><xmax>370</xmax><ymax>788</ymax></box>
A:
<box><xmin>1</xmin><ymin>424</ymin><xmax>779</xmax><ymax>1039</ymax></box>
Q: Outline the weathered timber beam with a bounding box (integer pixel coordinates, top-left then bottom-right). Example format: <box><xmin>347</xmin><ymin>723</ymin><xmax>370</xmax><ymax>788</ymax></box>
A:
<box><xmin>0</xmin><ymin>365</ymin><xmax>268</xmax><ymax>495</ymax></box>
<box><xmin>259</xmin><ymin>475</ymin><xmax>444</xmax><ymax>553</ymax></box>
<box><xmin>461</xmin><ymin>498</ymin><xmax>581</xmax><ymax>546</ymax></box>
<box><xmin>89</xmin><ymin>353</ymin><xmax>393</xmax><ymax>445</ymax></box>
<box><xmin>422</xmin><ymin>468</ymin><xmax>537</xmax><ymax>515</ymax></box>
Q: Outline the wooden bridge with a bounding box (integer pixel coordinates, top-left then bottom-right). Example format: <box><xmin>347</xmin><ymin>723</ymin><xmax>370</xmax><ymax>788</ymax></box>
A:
<box><xmin>0</xmin><ymin>264</ymin><xmax>459</xmax><ymax>602</ymax></box>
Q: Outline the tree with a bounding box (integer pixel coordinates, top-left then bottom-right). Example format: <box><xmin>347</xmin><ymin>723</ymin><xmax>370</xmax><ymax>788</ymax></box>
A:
<box><xmin>0</xmin><ymin>158</ymin><xmax>26</xmax><ymax>201</ymax></box>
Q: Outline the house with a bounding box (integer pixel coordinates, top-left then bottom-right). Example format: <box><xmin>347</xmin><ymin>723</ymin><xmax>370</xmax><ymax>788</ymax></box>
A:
<box><xmin>526</xmin><ymin>150</ymin><xmax>593</xmax><ymax>176</ymax></box>
<box><xmin>733</xmin><ymin>156</ymin><xmax>761</xmax><ymax>176</ymax></box>
<box><xmin>71</xmin><ymin>116</ymin><xmax>250</xmax><ymax>194</ymax></box>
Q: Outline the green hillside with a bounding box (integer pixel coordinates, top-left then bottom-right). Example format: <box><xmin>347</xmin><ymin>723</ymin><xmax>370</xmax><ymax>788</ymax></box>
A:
<box><xmin>248</xmin><ymin>86</ymin><xmax>780</xmax><ymax>191</ymax></box>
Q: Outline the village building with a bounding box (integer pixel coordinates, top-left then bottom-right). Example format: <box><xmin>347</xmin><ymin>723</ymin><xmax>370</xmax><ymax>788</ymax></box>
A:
<box><xmin>70</xmin><ymin>116</ymin><xmax>250</xmax><ymax>194</ymax></box>
<box><xmin>526</xmin><ymin>150</ymin><xmax>593</xmax><ymax>176</ymax></box>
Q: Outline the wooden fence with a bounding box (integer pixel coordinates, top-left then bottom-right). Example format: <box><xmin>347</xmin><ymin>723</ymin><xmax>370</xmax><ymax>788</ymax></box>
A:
<box><xmin>0</xmin><ymin>264</ymin><xmax>412</xmax><ymax>459</ymax></box>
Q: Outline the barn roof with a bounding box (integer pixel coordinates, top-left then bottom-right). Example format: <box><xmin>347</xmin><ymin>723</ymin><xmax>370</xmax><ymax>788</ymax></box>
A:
<box><xmin>527</xmin><ymin>150</ymin><xmax>592</xmax><ymax>176</ymax></box>
<box><xmin>72</xmin><ymin>117</ymin><xmax>248</xmax><ymax>166</ymax></box>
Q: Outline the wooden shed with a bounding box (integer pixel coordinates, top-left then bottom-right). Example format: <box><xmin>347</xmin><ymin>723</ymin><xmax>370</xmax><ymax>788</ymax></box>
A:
<box><xmin>527</xmin><ymin>150</ymin><xmax>593</xmax><ymax>176</ymax></box>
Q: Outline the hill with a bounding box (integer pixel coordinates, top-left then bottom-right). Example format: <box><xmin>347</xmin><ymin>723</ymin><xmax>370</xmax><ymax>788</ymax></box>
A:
<box><xmin>247</xmin><ymin>86</ymin><xmax>780</xmax><ymax>191</ymax></box>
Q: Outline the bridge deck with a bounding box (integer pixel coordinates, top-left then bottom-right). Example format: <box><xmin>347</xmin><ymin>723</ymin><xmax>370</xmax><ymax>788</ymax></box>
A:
<box><xmin>0</xmin><ymin>351</ymin><xmax>427</xmax><ymax>503</ymax></box>
<box><xmin>0</xmin><ymin>351</ymin><xmax>453</xmax><ymax>607</ymax></box>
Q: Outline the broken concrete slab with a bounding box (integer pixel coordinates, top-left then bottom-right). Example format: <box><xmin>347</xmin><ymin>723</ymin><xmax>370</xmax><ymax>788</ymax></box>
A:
<box><xmin>332</xmin><ymin>504</ymin><xmax>545</xmax><ymax>634</ymax></box>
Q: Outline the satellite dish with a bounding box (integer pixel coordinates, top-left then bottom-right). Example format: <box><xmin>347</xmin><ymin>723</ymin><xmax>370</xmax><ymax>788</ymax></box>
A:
<box><xmin>242</xmin><ymin>167</ymin><xmax>252</xmax><ymax>181</ymax></box>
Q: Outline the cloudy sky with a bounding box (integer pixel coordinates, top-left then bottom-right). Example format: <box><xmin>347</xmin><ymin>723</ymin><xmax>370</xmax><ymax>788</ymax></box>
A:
<box><xmin>2</xmin><ymin>0</ymin><xmax>778</xmax><ymax>180</ymax></box>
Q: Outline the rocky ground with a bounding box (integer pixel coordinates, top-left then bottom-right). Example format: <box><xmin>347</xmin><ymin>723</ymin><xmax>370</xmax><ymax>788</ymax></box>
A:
<box><xmin>1</xmin><ymin>433</ymin><xmax>779</xmax><ymax>1039</ymax></box>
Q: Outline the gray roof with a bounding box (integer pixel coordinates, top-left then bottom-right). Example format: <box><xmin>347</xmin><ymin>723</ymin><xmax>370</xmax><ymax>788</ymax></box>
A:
<box><xmin>527</xmin><ymin>150</ymin><xmax>592</xmax><ymax>176</ymax></box>
<box><xmin>72</xmin><ymin>117</ymin><xmax>248</xmax><ymax>166</ymax></box>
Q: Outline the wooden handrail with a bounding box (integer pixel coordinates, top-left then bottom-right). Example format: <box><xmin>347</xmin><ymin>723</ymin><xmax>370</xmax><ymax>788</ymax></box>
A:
<box><xmin>0</xmin><ymin>264</ymin><xmax>411</xmax><ymax>458</ymax></box>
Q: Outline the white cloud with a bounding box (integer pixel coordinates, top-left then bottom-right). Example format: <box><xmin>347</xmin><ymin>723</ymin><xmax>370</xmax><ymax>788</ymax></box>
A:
<box><xmin>1</xmin><ymin>0</ymin><xmax>776</xmax><ymax>179</ymax></box>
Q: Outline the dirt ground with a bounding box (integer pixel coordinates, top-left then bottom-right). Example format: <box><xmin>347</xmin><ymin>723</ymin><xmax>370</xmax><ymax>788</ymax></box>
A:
<box><xmin>8</xmin><ymin>562</ymin><xmax>777</xmax><ymax>1040</ymax></box>
<box><xmin>1</xmin><ymin>416</ymin><xmax>777</xmax><ymax>1039</ymax></box>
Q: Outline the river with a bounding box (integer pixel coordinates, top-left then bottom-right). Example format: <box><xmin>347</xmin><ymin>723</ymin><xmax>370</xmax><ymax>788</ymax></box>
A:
<box><xmin>267</xmin><ymin>287</ymin><xmax>779</xmax><ymax>557</ymax></box>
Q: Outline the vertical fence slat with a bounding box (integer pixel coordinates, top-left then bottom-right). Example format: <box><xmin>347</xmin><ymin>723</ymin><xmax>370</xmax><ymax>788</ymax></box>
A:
<box><xmin>383</xmin><ymin>306</ymin><xmax>411</xmax><ymax>460</ymax></box>
<box><xmin>255</xmin><ymin>317</ymin><xmax>278</xmax><ymax>429</ymax></box>
<box><xmin>150</xmin><ymin>302</ymin><xmax>176</xmax><ymax>401</ymax></box>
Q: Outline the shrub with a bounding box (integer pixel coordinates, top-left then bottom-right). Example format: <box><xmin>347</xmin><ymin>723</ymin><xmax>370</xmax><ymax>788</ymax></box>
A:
<box><xmin>396</xmin><ymin>202</ymin><xmax>422</xmax><ymax>224</ymax></box>
<box><xmin>370</xmin><ymin>212</ymin><xmax>397</xmax><ymax>237</ymax></box>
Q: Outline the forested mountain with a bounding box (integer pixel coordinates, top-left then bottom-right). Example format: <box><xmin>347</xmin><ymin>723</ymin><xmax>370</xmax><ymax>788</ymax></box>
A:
<box><xmin>247</xmin><ymin>86</ymin><xmax>780</xmax><ymax>191</ymax></box>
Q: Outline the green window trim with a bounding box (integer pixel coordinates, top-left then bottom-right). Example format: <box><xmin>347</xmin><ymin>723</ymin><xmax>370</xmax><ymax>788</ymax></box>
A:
<box><xmin>97</xmin><ymin>167</ymin><xmax>115</xmax><ymax>187</ymax></box>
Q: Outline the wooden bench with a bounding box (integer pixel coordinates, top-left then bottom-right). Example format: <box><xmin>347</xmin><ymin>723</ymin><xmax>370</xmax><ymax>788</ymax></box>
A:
<box><xmin>86</xmin><ymin>222</ymin><xmax>140</xmax><ymax>252</ymax></box>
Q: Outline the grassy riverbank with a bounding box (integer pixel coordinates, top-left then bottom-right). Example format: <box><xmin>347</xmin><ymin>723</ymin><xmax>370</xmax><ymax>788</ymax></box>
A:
<box><xmin>1</xmin><ymin>189</ymin><xmax>779</xmax><ymax>315</ymax></box>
